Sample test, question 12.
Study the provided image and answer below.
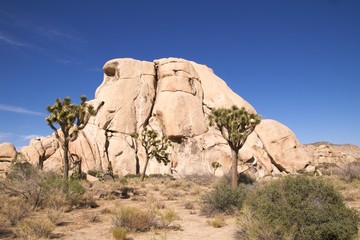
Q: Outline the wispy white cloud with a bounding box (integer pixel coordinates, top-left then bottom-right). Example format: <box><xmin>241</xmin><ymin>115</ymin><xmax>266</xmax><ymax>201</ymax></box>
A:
<box><xmin>0</xmin><ymin>104</ymin><xmax>45</xmax><ymax>116</ymax></box>
<box><xmin>0</xmin><ymin>10</ymin><xmax>84</xmax><ymax>44</ymax></box>
<box><xmin>21</xmin><ymin>134</ymin><xmax>40</xmax><ymax>140</ymax></box>
<box><xmin>0</xmin><ymin>10</ymin><xmax>86</xmax><ymax>65</ymax></box>
<box><xmin>0</xmin><ymin>33</ymin><xmax>28</xmax><ymax>47</ymax></box>
<box><xmin>55</xmin><ymin>58</ymin><xmax>83</xmax><ymax>66</ymax></box>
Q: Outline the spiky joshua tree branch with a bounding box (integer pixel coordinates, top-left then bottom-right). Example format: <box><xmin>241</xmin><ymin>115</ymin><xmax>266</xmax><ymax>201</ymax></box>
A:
<box><xmin>137</xmin><ymin>127</ymin><xmax>172</xmax><ymax>181</ymax></box>
<box><xmin>46</xmin><ymin>95</ymin><xmax>102</xmax><ymax>180</ymax></box>
<box><xmin>209</xmin><ymin>105</ymin><xmax>261</xmax><ymax>188</ymax></box>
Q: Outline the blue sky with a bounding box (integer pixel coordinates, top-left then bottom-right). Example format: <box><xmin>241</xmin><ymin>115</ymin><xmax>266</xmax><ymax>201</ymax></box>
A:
<box><xmin>0</xmin><ymin>0</ymin><xmax>359</xmax><ymax>149</ymax></box>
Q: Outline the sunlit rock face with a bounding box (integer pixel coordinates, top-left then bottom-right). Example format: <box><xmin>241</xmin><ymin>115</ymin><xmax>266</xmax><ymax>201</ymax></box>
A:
<box><xmin>0</xmin><ymin>142</ymin><xmax>17</xmax><ymax>178</ymax></box>
<box><xmin>21</xmin><ymin>58</ymin><xmax>312</xmax><ymax>179</ymax></box>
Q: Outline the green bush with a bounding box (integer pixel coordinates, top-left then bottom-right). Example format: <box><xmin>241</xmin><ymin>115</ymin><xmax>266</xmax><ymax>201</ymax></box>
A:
<box><xmin>238</xmin><ymin>175</ymin><xmax>359</xmax><ymax>240</ymax></box>
<box><xmin>201</xmin><ymin>181</ymin><xmax>247</xmax><ymax>216</ymax></box>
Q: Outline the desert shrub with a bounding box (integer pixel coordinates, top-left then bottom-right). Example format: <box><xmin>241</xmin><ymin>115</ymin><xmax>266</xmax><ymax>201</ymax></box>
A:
<box><xmin>201</xmin><ymin>181</ymin><xmax>247</xmax><ymax>216</ymax></box>
<box><xmin>15</xmin><ymin>218</ymin><xmax>54</xmax><ymax>239</ymax></box>
<box><xmin>112</xmin><ymin>226</ymin><xmax>128</xmax><ymax>240</ymax></box>
<box><xmin>184</xmin><ymin>201</ymin><xmax>195</xmax><ymax>210</ymax></box>
<box><xmin>238</xmin><ymin>172</ymin><xmax>256</xmax><ymax>184</ymax></box>
<box><xmin>238</xmin><ymin>206</ymin><xmax>296</xmax><ymax>240</ymax></box>
<box><xmin>0</xmin><ymin>198</ymin><xmax>29</xmax><ymax>226</ymax></box>
<box><xmin>238</xmin><ymin>175</ymin><xmax>359</xmax><ymax>240</ymax></box>
<box><xmin>87</xmin><ymin>169</ymin><xmax>102</xmax><ymax>178</ymax></box>
<box><xmin>159</xmin><ymin>209</ymin><xmax>180</xmax><ymax>229</ymax></box>
<box><xmin>316</xmin><ymin>162</ymin><xmax>337</xmax><ymax>175</ymax></box>
<box><xmin>46</xmin><ymin>209</ymin><xmax>64</xmax><ymax>226</ymax></box>
<box><xmin>1</xmin><ymin>162</ymin><xmax>91</xmax><ymax>212</ymax></box>
<box><xmin>5</xmin><ymin>161</ymin><xmax>37</xmax><ymax>179</ymax></box>
<box><xmin>70</xmin><ymin>171</ymin><xmax>87</xmax><ymax>180</ymax></box>
<box><xmin>0</xmin><ymin>214</ymin><xmax>9</xmax><ymax>230</ymax></box>
<box><xmin>334</xmin><ymin>161</ymin><xmax>360</xmax><ymax>182</ymax></box>
<box><xmin>112</xmin><ymin>206</ymin><xmax>156</xmax><ymax>232</ymax></box>
<box><xmin>1</xmin><ymin>162</ymin><xmax>46</xmax><ymax>209</ymax></box>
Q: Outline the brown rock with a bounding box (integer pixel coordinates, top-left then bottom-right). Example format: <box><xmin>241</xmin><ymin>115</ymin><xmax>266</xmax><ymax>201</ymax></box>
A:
<box><xmin>255</xmin><ymin>119</ymin><xmax>311</xmax><ymax>172</ymax></box>
<box><xmin>0</xmin><ymin>142</ymin><xmax>17</xmax><ymax>161</ymax></box>
<box><xmin>19</xmin><ymin>58</ymin><xmax>314</xmax><ymax>179</ymax></box>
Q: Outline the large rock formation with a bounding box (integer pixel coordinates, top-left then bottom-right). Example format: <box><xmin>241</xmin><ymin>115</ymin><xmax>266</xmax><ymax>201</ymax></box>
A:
<box><xmin>304</xmin><ymin>142</ymin><xmax>360</xmax><ymax>166</ymax></box>
<box><xmin>21</xmin><ymin>58</ymin><xmax>312</xmax><ymax>178</ymax></box>
<box><xmin>0</xmin><ymin>142</ymin><xmax>17</xmax><ymax>178</ymax></box>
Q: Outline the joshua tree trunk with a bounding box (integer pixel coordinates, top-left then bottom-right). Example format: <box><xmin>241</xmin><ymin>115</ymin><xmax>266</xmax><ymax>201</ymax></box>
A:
<box><xmin>141</xmin><ymin>155</ymin><xmax>150</xmax><ymax>181</ymax></box>
<box><xmin>231</xmin><ymin>148</ymin><xmax>239</xmax><ymax>188</ymax></box>
<box><xmin>63</xmin><ymin>139</ymin><xmax>70</xmax><ymax>180</ymax></box>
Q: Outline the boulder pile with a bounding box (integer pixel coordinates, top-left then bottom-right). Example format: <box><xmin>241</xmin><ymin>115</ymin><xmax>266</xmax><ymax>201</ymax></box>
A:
<box><xmin>20</xmin><ymin>58</ymin><xmax>313</xmax><ymax>178</ymax></box>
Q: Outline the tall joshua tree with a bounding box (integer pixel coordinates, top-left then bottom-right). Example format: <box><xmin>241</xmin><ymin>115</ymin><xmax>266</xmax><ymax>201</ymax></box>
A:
<box><xmin>209</xmin><ymin>105</ymin><xmax>261</xmax><ymax>188</ymax></box>
<box><xmin>46</xmin><ymin>96</ymin><xmax>101</xmax><ymax>180</ymax></box>
<box><xmin>138</xmin><ymin>127</ymin><xmax>172</xmax><ymax>181</ymax></box>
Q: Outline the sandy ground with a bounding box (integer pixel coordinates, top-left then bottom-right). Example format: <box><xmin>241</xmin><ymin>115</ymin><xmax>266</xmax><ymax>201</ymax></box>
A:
<box><xmin>49</xmin><ymin>178</ymin><xmax>238</xmax><ymax>240</ymax></box>
<box><xmin>52</xmin><ymin>199</ymin><xmax>237</xmax><ymax>240</ymax></box>
<box><xmin>1</xmin><ymin>176</ymin><xmax>360</xmax><ymax>240</ymax></box>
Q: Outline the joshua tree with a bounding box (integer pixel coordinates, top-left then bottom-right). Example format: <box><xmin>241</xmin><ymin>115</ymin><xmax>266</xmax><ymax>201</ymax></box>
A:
<box><xmin>46</xmin><ymin>96</ymin><xmax>102</xmax><ymax>180</ymax></box>
<box><xmin>209</xmin><ymin>105</ymin><xmax>261</xmax><ymax>188</ymax></box>
<box><xmin>211</xmin><ymin>161</ymin><xmax>222</xmax><ymax>175</ymax></box>
<box><xmin>138</xmin><ymin>127</ymin><xmax>172</xmax><ymax>181</ymax></box>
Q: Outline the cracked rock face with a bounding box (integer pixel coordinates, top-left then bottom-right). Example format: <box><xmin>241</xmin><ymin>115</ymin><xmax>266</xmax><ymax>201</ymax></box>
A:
<box><xmin>20</xmin><ymin>58</ymin><xmax>311</xmax><ymax>178</ymax></box>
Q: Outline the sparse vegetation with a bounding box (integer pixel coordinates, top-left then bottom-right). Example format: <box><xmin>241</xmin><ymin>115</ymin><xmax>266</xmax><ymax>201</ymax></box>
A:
<box><xmin>112</xmin><ymin>206</ymin><xmax>157</xmax><ymax>232</ymax></box>
<box><xmin>208</xmin><ymin>214</ymin><xmax>226</xmax><ymax>228</ymax></box>
<box><xmin>159</xmin><ymin>208</ymin><xmax>180</xmax><ymax>229</ymax></box>
<box><xmin>201</xmin><ymin>180</ymin><xmax>247</xmax><ymax>216</ymax></box>
<box><xmin>0</xmin><ymin>157</ymin><xmax>359</xmax><ymax>239</ymax></box>
<box><xmin>334</xmin><ymin>161</ymin><xmax>360</xmax><ymax>182</ymax></box>
<box><xmin>46</xmin><ymin>209</ymin><xmax>64</xmax><ymax>226</ymax></box>
<box><xmin>15</xmin><ymin>218</ymin><xmax>55</xmax><ymax>240</ymax></box>
<box><xmin>112</xmin><ymin>226</ymin><xmax>128</xmax><ymax>240</ymax></box>
<box><xmin>0</xmin><ymin>198</ymin><xmax>29</xmax><ymax>226</ymax></box>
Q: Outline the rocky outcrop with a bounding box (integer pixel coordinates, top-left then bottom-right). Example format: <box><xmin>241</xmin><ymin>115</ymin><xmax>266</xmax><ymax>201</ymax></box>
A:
<box><xmin>21</xmin><ymin>58</ymin><xmax>313</xmax><ymax>179</ymax></box>
<box><xmin>0</xmin><ymin>142</ymin><xmax>17</xmax><ymax>178</ymax></box>
<box><xmin>304</xmin><ymin>142</ymin><xmax>360</xmax><ymax>166</ymax></box>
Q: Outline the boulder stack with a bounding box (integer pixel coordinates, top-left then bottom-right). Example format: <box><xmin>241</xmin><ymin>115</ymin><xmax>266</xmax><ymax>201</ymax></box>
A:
<box><xmin>21</xmin><ymin>58</ymin><xmax>312</xmax><ymax>178</ymax></box>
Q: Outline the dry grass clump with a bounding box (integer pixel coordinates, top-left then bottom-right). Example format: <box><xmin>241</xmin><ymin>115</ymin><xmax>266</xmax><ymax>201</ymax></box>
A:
<box><xmin>46</xmin><ymin>209</ymin><xmax>65</xmax><ymax>226</ymax></box>
<box><xmin>0</xmin><ymin>197</ymin><xmax>29</xmax><ymax>226</ymax></box>
<box><xmin>112</xmin><ymin>226</ymin><xmax>128</xmax><ymax>240</ymax></box>
<box><xmin>86</xmin><ymin>212</ymin><xmax>101</xmax><ymax>223</ymax></box>
<box><xmin>184</xmin><ymin>201</ymin><xmax>195</xmax><ymax>210</ymax></box>
<box><xmin>158</xmin><ymin>208</ymin><xmax>180</xmax><ymax>229</ymax></box>
<box><xmin>15</xmin><ymin>218</ymin><xmax>55</xmax><ymax>240</ymax></box>
<box><xmin>207</xmin><ymin>214</ymin><xmax>226</xmax><ymax>228</ymax></box>
<box><xmin>0</xmin><ymin>214</ymin><xmax>10</xmax><ymax>231</ymax></box>
<box><xmin>112</xmin><ymin>206</ymin><xmax>157</xmax><ymax>232</ymax></box>
<box><xmin>161</xmin><ymin>189</ymin><xmax>181</xmax><ymax>200</ymax></box>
